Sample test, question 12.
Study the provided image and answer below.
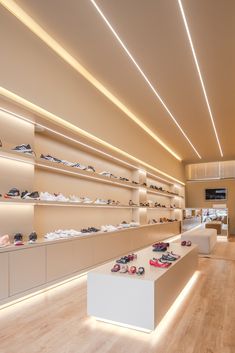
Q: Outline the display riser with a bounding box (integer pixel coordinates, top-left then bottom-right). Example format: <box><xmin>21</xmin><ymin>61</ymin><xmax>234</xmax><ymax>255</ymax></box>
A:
<box><xmin>0</xmin><ymin>222</ymin><xmax>180</xmax><ymax>305</ymax></box>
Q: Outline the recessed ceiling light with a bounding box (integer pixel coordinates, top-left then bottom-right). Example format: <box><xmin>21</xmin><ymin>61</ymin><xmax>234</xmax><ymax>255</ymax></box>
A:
<box><xmin>90</xmin><ymin>0</ymin><xmax>202</xmax><ymax>159</ymax></box>
<box><xmin>178</xmin><ymin>0</ymin><xmax>223</xmax><ymax>157</ymax></box>
<box><xmin>1</xmin><ymin>0</ymin><xmax>182</xmax><ymax>161</ymax></box>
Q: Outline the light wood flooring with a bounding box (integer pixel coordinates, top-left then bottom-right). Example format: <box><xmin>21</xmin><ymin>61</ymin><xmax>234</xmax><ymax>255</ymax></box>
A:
<box><xmin>1</xmin><ymin>239</ymin><xmax>235</xmax><ymax>353</ymax></box>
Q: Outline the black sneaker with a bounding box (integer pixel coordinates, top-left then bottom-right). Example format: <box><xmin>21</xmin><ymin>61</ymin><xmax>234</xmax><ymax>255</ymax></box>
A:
<box><xmin>14</xmin><ymin>233</ymin><xmax>24</xmax><ymax>245</ymax></box>
<box><xmin>40</xmin><ymin>154</ymin><xmax>61</xmax><ymax>163</ymax></box>
<box><xmin>28</xmin><ymin>232</ymin><xmax>37</xmax><ymax>243</ymax></box>
<box><xmin>21</xmin><ymin>190</ymin><xmax>29</xmax><ymax>199</ymax></box>
<box><xmin>22</xmin><ymin>191</ymin><xmax>39</xmax><ymax>200</ymax></box>
<box><xmin>12</xmin><ymin>144</ymin><xmax>34</xmax><ymax>155</ymax></box>
<box><xmin>4</xmin><ymin>188</ymin><xmax>20</xmax><ymax>198</ymax></box>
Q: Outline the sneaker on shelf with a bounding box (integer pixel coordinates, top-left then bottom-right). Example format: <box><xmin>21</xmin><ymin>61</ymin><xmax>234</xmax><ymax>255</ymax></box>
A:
<box><xmin>4</xmin><ymin>188</ymin><xmax>20</xmax><ymax>199</ymax></box>
<box><xmin>14</xmin><ymin>233</ymin><xmax>24</xmax><ymax>246</ymax></box>
<box><xmin>86</xmin><ymin>166</ymin><xmax>96</xmax><ymax>172</ymax></box>
<box><xmin>12</xmin><ymin>144</ymin><xmax>34</xmax><ymax>155</ymax></box>
<box><xmin>129</xmin><ymin>200</ymin><xmax>138</xmax><ymax>206</ymax></box>
<box><xmin>94</xmin><ymin>198</ymin><xmax>108</xmax><ymax>205</ymax></box>
<box><xmin>22</xmin><ymin>191</ymin><xmax>40</xmax><ymax>200</ymax></box>
<box><xmin>99</xmin><ymin>171</ymin><xmax>112</xmax><ymax>177</ymax></box>
<box><xmin>54</xmin><ymin>193</ymin><xmax>69</xmax><ymax>202</ymax></box>
<box><xmin>0</xmin><ymin>234</ymin><xmax>11</xmax><ymax>247</ymax></box>
<box><xmin>40</xmin><ymin>154</ymin><xmax>61</xmax><ymax>163</ymax></box>
<box><xmin>100</xmin><ymin>225</ymin><xmax>117</xmax><ymax>232</ymax></box>
<box><xmin>40</xmin><ymin>192</ymin><xmax>56</xmax><ymax>201</ymax></box>
<box><xmin>87</xmin><ymin>227</ymin><xmax>100</xmax><ymax>232</ymax></box>
<box><xmin>119</xmin><ymin>221</ymin><xmax>130</xmax><ymax>228</ymax></box>
<box><xmin>129</xmin><ymin>221</ymin><xmax>140</xmax><ymax>227</ymax></box>
<box><xmin>60</xmin><ymin>160</ymin><xmax>76</xmax><ymax>167</ymax></box>
<box><xmin>72</xmin><ymin>163</ymin><xmax>87</xmax><ymax>170</ymax></box>
<box><xmin>69</xmin><ymin>195</ymin><xmax>84</xmax><ymax>203</ymax></box>
<box><xmin>82</xmin><ymin>197</ymin><xmax>93</xmax><ymax>204</ymax></box>
<box><xmin>28</xmin><ymin>232</ymin><xmax>37</xmax><ymax>243</ymax></box>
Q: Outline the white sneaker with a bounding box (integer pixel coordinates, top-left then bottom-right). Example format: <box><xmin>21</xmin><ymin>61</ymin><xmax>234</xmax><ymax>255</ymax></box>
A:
<box><xmin>54</xmin><ymin>193</ymin><xmax>69</xmax><ymax>202</ymax></box>
<box><xmin>82</xmin><ymin>197</ymin><xmax>93</xmax><ymax>204</ymax></box>
<box><xmin>61</xmin><ymin>160</ymin><xmax>75</xmax><ymax>167</ymax></box>
<box><xmin>40</xmin><ymin>192</ymin><xmax>56</xmax><ymax>201</ymax></box>
<box><xmin>69</xmin><ymin>195</ymin><xmax>83</xmax><ymax>202</ymax></box>
<box><xmin>94</xmin><ymin>198</ymin><xmax>108</xmax><ymax>205</ymax></box>
<box><xmin>130</xmin><ymin>221</ymin><xmax>140</xmax><ymax>227</ymax></box>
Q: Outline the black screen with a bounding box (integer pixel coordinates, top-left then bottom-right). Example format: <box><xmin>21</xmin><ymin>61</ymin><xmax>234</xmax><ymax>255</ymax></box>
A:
<box><xmin>205</xmin><ymin>188</ymin><xmax>227</xmax><ymax>200</ymax></box>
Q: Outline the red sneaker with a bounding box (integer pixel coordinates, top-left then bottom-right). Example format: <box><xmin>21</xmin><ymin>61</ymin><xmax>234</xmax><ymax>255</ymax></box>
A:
<box><xmin>149</xmin><ymin>259</ymin><xmax>171</xmax><ymax>268</ymax></box>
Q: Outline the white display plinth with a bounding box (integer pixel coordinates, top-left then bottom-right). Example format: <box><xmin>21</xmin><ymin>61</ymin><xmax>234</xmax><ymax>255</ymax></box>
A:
<box><xmin>87</xmin><ymin>243</ymin><xmax>198</xmax><ymax>332</ymax></box>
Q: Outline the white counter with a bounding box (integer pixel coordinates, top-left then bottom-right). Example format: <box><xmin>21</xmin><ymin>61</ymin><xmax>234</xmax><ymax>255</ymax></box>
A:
<box><xmin>87</xmin><ymin>243</ymin><xmax>198</xmax><ymax>332</ymax></box>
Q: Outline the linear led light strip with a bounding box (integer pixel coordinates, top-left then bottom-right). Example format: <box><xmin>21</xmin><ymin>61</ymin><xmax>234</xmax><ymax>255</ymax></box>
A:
<box><xmin>178</xmin><ymin>0</ymin><xmax>223</xmax><ymax>157</ymax></box>
<box><xmin>90</xmin><ymin>0</ymin><xmax>201</xmax><ymax>160</ymax></box>
<box><xmin>0</xmin><ymin>91</ymin><xmax>185</xmax><ymax>185</ymax></box>
<box><xmin>0</xmin><ymin>0</ymin><xmax>181</xmax><ymax>161</ymax></box>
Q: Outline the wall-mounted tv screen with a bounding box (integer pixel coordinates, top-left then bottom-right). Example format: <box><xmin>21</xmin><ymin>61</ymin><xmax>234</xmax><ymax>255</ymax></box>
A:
<box><xmin>205</xmin><ymin>188</ymin><xmax>227</xmax><ymax>200</ymax></box>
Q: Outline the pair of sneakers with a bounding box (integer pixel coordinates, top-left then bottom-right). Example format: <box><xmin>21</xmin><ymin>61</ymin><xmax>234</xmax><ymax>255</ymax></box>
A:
<box><xmin>14</xmin><ymin>232</ymin><xmax>37</xmax><ymax>245</ymax></box>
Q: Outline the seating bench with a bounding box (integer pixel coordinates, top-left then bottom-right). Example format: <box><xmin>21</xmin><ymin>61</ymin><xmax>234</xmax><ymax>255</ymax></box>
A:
<box><xmin>181</xmin><ymin>228</ymin><xmax>217</xmax><ymax>254</ymax></box>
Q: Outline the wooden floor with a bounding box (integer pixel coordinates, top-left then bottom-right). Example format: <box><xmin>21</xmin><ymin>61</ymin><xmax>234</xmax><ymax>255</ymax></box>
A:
<box><xmin>1</xmin><ymin>238</ymin><xmax>235</xmax><ymax>353</ymax></box>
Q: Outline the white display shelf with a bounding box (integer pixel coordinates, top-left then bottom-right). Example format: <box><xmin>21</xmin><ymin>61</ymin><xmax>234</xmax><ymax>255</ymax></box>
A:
<box><xmin>0</xmin><ymin>198</ymin><xmax>140</xmax><ymax>209</ymax></box>
<box><xmin>0</xmin><ymin>148</ymin><xmax>34</xmax><ymax>163</ymax></box>
<box><xmin>87</xmin><ymin>243</ymin><xmax>198</xmax><ymax>331</ymax></box>
<box><xmin>35</xmin><ymin>160</ymin><xmax>141</xmax><ymax>189</ymax></box>
<box><xmin>0</xmin><ymin>221</ymin><xmax>181</xmax><ymax>253</ymax></box>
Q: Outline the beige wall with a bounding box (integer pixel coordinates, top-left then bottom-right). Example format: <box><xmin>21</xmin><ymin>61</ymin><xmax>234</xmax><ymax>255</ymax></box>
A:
<box><xmin>186</xmin><ymin>180</ymin><xmax>235</xmax><ymax>234</ymax></box>
<box><xmin>0</xmin><ymin>7</ymin><xmax>184</xmax><ymax>182</ymax></box>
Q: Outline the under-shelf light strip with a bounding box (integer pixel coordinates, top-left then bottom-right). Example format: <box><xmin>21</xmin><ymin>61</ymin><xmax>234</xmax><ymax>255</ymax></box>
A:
<box><xmin>0</xmin><ymin>0</ymin><xmax>182</xmax><ymax>161</ymax></box>
<box><xmin>90</xmin><ymin>0</ymin><xmax>202</xmax><ymax>160</ymax></box>
<box><xmin>177</xmin><ymin>0</ymin><xmax>223</xmax><ymax>157</ymax></box>
<box><xmin>0</xmin><ymin>106</ymin><xmax>184</xmax><ymax>185</ymax></box>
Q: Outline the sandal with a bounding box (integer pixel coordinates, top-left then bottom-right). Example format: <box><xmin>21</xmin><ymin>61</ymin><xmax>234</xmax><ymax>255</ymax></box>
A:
<box><xmin>136</xmin><ymin>267</ymin><xmax>145</xmax><ymax>275</ymax></box>
<box><xmin>128</xmin><ymin>266</ymin><xmax>137</xmax><ymax>274</ymax></box>
<box><xmin>120</xmin><ymin>265</ymin><xmax>128</xmax><ymax>273</ymax></box>
<box><xmin>111</xmin><ymin>264</ymin><xmax>120</xmax><ymax>272</ymax></box>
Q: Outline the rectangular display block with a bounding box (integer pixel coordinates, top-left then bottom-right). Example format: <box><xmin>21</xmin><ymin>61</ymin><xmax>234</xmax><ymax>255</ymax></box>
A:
<box><xmin>87</xmin><ymin>243</ymin><xmax>198</xmax><ymax>331</ymax></box>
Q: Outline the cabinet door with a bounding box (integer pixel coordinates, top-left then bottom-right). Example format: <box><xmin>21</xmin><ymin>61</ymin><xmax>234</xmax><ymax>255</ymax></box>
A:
<box><xmin>47</xmin><ymin>237</ymin><xmax>93</xmax><ymax>282</ymax></box>
<box><xmin>0</xmin><ymin>252</ymin><xmax>9</xmax><ymax>300</ymax></box>
<box><xmin>9</xmin><ymin>247</ymin><xmax>46</xmax><ymax>296</ymax></box>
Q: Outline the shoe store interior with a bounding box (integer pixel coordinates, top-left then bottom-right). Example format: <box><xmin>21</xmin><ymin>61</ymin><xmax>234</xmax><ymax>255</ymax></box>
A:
<box><xmin>0</xmin><ymin>1</ymin><xmax>235</xmax><ymax>352</ymax></box>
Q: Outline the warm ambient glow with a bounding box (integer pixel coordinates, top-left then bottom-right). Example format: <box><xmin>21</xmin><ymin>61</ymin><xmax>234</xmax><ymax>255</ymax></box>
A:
<box><xmin>178</xmin><ymin>0</ymin><xmax>223</xmax><ymax>158</ymax></box>
<box><xmin>0</xmin><ymin>272</ymin><xmax>87</xmax><ymax>311</ymax></box>
<box><xmin>0</xmin><ymin>89</ymin><xmax>185</xmax><ymax>185</ymax></box>
<box><xmin>151</xmin><ymin>271</ymin><xmax>200</xmax><ymax>341</ymax></box>
<box><xmin>90</xmin><ymin>0</ymin><xmax>202</xmax><ymax>160</ymax></box>
<box><xmin>0</xmin><ymin>0</ymin><xmax>182</xmax><ymax>161</ymax></box>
